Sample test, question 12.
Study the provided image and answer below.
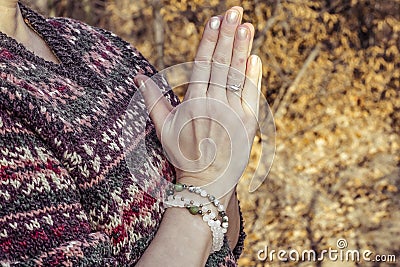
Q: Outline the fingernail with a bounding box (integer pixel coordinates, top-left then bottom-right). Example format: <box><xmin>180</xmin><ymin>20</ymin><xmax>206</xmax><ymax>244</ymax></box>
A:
<box><xmin>237</xmin><ymin>27</ymin><xmax>248</xmax><ymax>40</ymax></box>
<box><xmin>251</xmin><ymin>55</ymin><xmax>259</xmax><ymax>66</ymax></box>
<box><xmin>136</xmin><ymin>79</ymin><xmax>145</xmax><ymax>91</ymax></box>
<box><xmin>210</xmin><ymin>16</ymin><xmax>221</xmax><ymax>30</ymax></box>
<box><xmin>226</xmin><ymin>10</ymin><xmax>239</xmax><ymax>24</ymax></box>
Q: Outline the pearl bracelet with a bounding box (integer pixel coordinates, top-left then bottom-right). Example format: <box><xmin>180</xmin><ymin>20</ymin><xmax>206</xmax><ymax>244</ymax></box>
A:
<box><xmin>164</xmin><ymin>183</ymin><xmax>229</xmax><ymax>252</ymax></box>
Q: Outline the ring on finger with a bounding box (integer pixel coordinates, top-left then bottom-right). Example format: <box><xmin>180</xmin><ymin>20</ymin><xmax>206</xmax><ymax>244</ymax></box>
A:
<box><xmin>226</xmin><ymin>83</ymin><xmax>243</xmax><ymax>92</ymax></box>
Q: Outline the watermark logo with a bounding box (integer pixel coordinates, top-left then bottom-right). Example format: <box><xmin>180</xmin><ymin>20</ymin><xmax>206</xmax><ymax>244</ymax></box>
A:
<box><xmin>336</xmin><ymin>238</ymin><xmax>348</xmax><ymax>249</ymax></box>
<box><xmin>122</xmin><ymin>62</ymin><xmax>276</xmax><ymax>202</ymax></box>
<box><xmin>257</xmin><ymin>238</ymin><xmax>397</xmax><ymax>263</ymax></box>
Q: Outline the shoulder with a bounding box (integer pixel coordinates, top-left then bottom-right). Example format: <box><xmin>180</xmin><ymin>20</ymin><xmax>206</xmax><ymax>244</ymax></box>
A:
<box><xmin>46</xmin><ymin>16</ymin><xmax>167</xmax><ymax>89</ymax></box>
<box><xmin>48</xmin><ymin>17</ymin><xmax>149</xmax><ymax>64</ymax></box>
<box><xmin>45</xmin><ymin>16</ymin><xmax>179</xmax><ymax>106</ymax></box>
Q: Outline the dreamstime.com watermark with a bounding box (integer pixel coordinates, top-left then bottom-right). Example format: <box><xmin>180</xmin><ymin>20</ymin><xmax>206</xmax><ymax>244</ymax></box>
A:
<box><xmin>257</xmin><ymin>238</ymin><xmax>398</xmax><ymax>263</ymax></box>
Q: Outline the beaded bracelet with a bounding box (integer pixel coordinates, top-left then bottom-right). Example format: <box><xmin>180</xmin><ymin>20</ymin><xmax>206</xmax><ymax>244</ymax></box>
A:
<box><xmin>164</xmin><ymin>183</ymin><xmax>229</xmax><ymax>252</ymax></box>
<box><xmin>165</xmin><ymin>183</ymin><xmax>229</xmax><ymax>225</ymax></box>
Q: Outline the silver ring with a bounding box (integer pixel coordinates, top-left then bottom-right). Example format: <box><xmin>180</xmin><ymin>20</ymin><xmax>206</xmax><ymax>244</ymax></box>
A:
<box><xmin>226</xmin><ymin>83</ymin><xmax>242</xmax><ymax>92</ymax></box>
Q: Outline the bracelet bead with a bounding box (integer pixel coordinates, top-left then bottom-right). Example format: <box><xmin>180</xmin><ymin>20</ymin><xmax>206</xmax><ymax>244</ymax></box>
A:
<box><xmin>189</xmin><ymin>206</ymin><xmax>200</xmax><ymax>215</ymax></box>
<box><xmin>164</xmin><ymin>183</ymin><xmax>229</xmax><ymax>253</ymax></box>
<box><xmin>175</xmin><ymin>183</ymin><xmax>184</xmax><ymax>192</ymax></box>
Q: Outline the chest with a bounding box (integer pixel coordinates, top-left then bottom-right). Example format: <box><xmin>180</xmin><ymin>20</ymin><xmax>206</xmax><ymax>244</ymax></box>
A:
<box><xmin>0</xmin><ymin>43</ymin><xmax>175</xmax><ymax>253</ymax></box>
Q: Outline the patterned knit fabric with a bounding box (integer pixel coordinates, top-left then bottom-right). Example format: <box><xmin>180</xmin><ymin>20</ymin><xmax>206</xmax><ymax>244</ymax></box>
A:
<box><xmin>0</xmin><ymin>3</ymin><xmax>245</xmax><ymax>266</ymax></box>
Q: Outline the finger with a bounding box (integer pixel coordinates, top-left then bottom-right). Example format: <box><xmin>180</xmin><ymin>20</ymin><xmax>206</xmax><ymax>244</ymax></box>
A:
<box><xmin>185</xmin><ymin>16</ymin><xmax>222</xmax><ymax>100</ymax></box>
<box><xmin>226</xmin><ymin>25</ymin><xmax>251</xmax><ymax>111</ymax></box>
<box><xmin>134</xmin><ymin>74</ymin><xmax>173</xmax><ymax>137</ymax></box>
<box><xmin>243</xmin><ymin>23</ymin><xmax>255</xmax><ymax>56</ymax></box>
<box><xmin>207</xmin><ymin>7</ymin><xmax>243</xmax><ymax>101</ymax></box>
<box><xmin>242</xmin><ymin>55</ymin><xmax>262</xmax><ymax>119</ymax></box>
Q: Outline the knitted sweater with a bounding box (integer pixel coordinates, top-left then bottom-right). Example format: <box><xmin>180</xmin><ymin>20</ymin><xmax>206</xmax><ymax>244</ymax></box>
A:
<box><xmin>0</xmin><ymin>4</ymin><xmax>245</xmax><ymax>266</ymax></box>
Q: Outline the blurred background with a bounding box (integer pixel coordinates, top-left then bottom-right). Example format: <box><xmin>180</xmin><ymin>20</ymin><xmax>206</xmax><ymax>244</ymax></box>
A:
<box><xmin>24</xmin><ymin>0</ymin><xmax>399</xmax><ymax>266</ymax></box>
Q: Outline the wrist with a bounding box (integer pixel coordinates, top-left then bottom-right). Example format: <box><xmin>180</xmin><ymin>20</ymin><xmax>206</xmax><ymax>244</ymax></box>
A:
<box><xmin>164</xmin><ymin>183</ymin><xmax>231</xmax><ymax>253</ymax></box>
<box><xmin>160</xmin><ymin>207</ymin><xmax>213</xmax><ymax>263</ymax></box>
<box><xmin>177</xmin><ymin>177</ymin><xmax>236</xmax><ymax>207</ymax></box>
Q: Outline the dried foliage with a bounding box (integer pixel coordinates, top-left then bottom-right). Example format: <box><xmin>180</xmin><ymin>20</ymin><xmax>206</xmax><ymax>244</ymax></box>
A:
<box><xmin>25</xmin><ymin>0</ymin><xmax>400</xmax><ymax>266</ymax></box>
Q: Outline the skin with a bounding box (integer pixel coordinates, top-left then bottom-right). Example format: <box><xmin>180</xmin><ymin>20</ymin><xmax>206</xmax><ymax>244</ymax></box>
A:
<box><xmin>0</xmin><ymin>0</ymin><xmax>59</xmax><ymax>63</ymax></box>
<box><xmin>135</xmin><ymin>6</ymin><xmax>262</xmax><ymax>266</ymax></box>
<box><xmin>0</xmin><ymin>1</ymin><xmax>262</xmax><ymax>265</ymax></box>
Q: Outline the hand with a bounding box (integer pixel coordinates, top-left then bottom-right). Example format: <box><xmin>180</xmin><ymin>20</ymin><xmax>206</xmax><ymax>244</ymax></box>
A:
<box><xmin>135</xmin><ymin>6</ymin><xmax>262</xmax><ymax>200</ymax></box>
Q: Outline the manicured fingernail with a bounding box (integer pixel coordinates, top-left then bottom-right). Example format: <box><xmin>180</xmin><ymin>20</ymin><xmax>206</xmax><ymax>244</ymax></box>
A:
<box><xmin>237</xmin><ymin>27</ymin><xmax>248</xmax><ymax>40</ymax></box>
<box><xmin>251</xmin><ymin>55</ymin><xmax>259</xmax><ymax>66</ymax></box>
<box><xmin>226</xmin><ymin>10</ymin><xmax>239</xmax><ymax>24</ymax></box>
<box><xmin>210</xmin><ymin>16</ymin><xmax>220</xmax><ymax>30</ymax></box>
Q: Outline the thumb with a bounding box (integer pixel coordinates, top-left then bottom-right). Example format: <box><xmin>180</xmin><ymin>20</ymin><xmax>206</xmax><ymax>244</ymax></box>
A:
<box><xmin>134</xmin><ymin>74</ymin><xmax>173</xmax><ymax>136</ymax></box>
